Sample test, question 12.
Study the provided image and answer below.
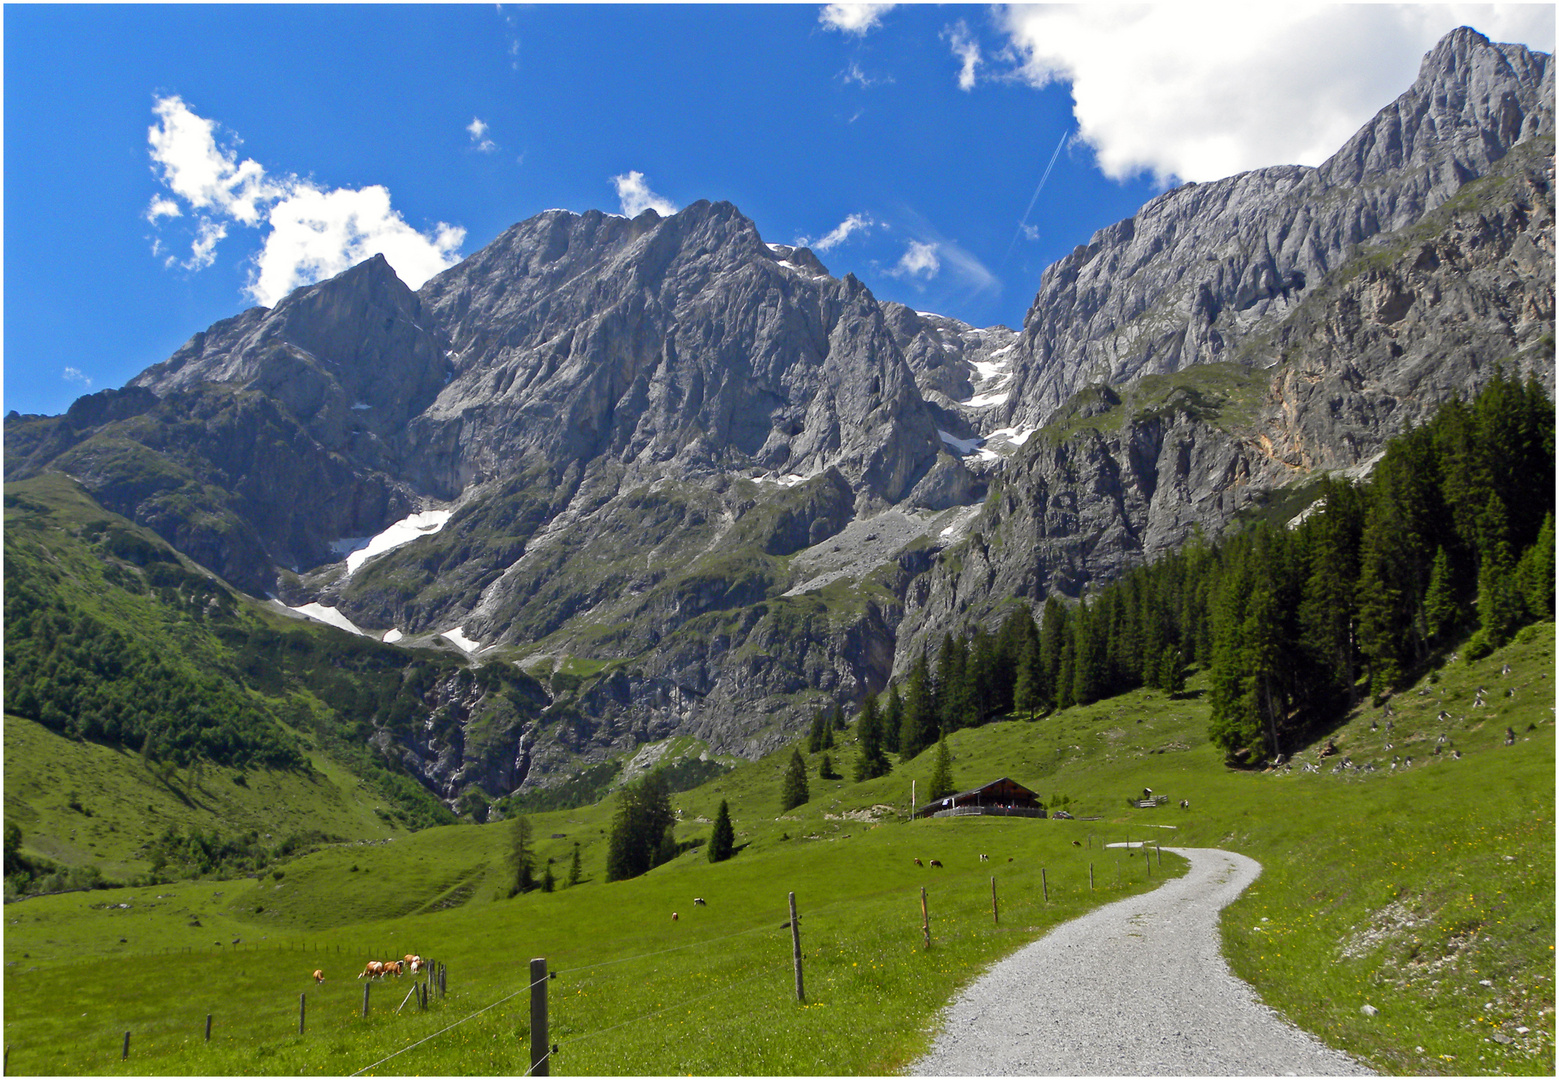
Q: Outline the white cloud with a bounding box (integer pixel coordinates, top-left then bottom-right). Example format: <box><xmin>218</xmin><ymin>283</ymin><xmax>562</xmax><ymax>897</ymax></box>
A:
<box><xmin>252</xmin><ymin>186</ymin><xmax>465</xmax><ymax>306</ymax></box>
<box><xmin>819</xmin><ymin>3</ymin><xmax>896</xmax><ymax>35</ymax></box>
<box><xmin>840</xmin><ymin>61</ymin><xmax>892</xmax><ymax>88</ymax></box>
<box><xmin>612</xmin><ymin>170</ymin><xmax>678</xmax><ymax>217</ymax></box>
<box><xmin>145</xmin><ymin>196</ymin><xmax>182</xmax><ymax>224</ymax></box>
<box><xmin>147</xmin><ymin>95</ymin><xmax>279</xmax><ymax>227</ymax></box>
<box><xmin>944</xmin><ymin>20</ymin><xmax>982</xmax><ymax>91</ymax></box>
<box><xmin>146</xmin><ymin>95</ymin><xmax>465</xmax><ymax>306</ymax></box>
<box><xmin>889</xmin><ymin>240</ymin><xmax>941</xmax><ymax>280</ymax></box>
<box><xmin>800</xmin><ymin>213</ymin><xmax>877</xmax><ymax>252</ymax></box>
<box><xmin>63</xmin><ymin>367</ymin><xmax>92</xmax><ymax>388</ymax></box>
<box><xmin>186</xmin><ymin>218</ymin><xmax>229</xmax><ymax>271</ymax></box>
<box><xmin>997</xmin><ymin>4</ymin><xmax>1558</xmax><ymax>185</ymax></box>
<box><xmin>467</xmin><ymin>117</ymin><xmax>497</xmax><ymax>152</ymax></box>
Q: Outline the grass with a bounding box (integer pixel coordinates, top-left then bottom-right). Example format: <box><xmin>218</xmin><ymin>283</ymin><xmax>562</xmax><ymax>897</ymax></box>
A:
<box><xmin>4</xmin><ymin>625</ymin><xmax>1552</xmax><ymax>1075</ymax></box>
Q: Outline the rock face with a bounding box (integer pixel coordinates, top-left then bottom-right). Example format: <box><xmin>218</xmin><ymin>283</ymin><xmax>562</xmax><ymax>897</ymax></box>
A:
<box><xmin>6</xmin><ymin>28</ymin><xmax>1552</xmax><ymax>800</ymax></box>
<box><xmin>1001</xmin><ymin>28</ymin><xmax>1553</xmax><ymax>432</ymax></box>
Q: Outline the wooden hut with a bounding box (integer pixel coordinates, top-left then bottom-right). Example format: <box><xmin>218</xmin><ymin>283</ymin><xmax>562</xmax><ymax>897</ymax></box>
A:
<box><xmin>914</xmin><ymin>777</ymin><xmax>1047</xmax><ymax>819</ymax></box>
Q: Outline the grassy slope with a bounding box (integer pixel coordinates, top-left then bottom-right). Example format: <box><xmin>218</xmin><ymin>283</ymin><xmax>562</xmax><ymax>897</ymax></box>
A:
<box><xmin>4</xmin><ymin>624</ymin><xmax>1552</xmax><ymax>1075</ymax></box>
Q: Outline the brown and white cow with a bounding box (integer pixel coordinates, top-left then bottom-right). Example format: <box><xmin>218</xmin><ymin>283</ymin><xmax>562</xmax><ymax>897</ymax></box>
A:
<box><xmin>312</xmin><ymin>969</ymin><xmax>325</xmax><ymax>984</ymax></box>
<box><xmin>358</xmin><ymin>961</ymin><xmax>384</xmax><ymax>980</ymax></box>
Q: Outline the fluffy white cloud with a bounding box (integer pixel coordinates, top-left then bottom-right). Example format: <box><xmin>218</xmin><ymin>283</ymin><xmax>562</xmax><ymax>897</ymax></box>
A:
<box><xmin>612</xmin><ymin>170</ymin><xmax>678</xmax><ymax>217</ymax></box>
<box><xmin>998</xmin><ymin>4</ymin><xmax>1557</xmax><ymax>185</ymax></box>
<box><xmin>148</xmin><ymin>96</ymin><xmax>279</xmax><ymax>227</ymax></box>
<box><xmin>145</xmin><ymin>196</ymin><xmax>182</xmax><ymax>224</ymax></box>
<box><xmin>186</xmin><ymin>219</ymin><xmax>229</xmax><ymax>271</ymax></box>
<box><xmin>889</xmin><ymin>240</ymin><xmax>941</xmax><ymax>279</ymax></box>
<box><xmin>819</xmin><ymin>3</ymin><xmax>896</xmax><ymax>35</ymax></box>
<box><xmin>146</xmin><ymin>95</ymin><xmax>465</xmax><ymax>306</ymax></box>
<box><xmin>63</xmin><ymin>367</ymin><xmax>92</xmax><ymax>388</ymax></box>
<box><xmin>800</xmin><ymin>213</ymin><xmax>877</xmax><ymax>252</ymax></box>
<box><xmin>467</xmin><ymin>117</ymin><xmax>497</xmax><ymax>152</ymax></box>
<box><xmin>252</xmin><ymin>186</ymin><xmax>465</xmax><ymax>307</ymax></box>
<box><xmin>944</xmin><ymin>20</ymin><xmax>982</xmax><ymax>91</ymax></box>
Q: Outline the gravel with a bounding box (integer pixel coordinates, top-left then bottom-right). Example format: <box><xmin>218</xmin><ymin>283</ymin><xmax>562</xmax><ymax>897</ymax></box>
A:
<box><xmin>909</xmin><ymin>847</ymin><xmax>1375</xmax><ymax>1076</ymax></box>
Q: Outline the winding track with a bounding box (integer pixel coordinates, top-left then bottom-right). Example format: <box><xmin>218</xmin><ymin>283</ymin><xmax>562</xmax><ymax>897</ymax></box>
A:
<box><xmin>909</xmin><ymin>847</ymin><xmax>1374</xmax><ymax>1076</ymax></box>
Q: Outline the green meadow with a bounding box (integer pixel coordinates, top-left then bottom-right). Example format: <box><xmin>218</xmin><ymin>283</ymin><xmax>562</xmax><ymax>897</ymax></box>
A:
<box><xmin>4</xmin><ymin>624</ymin><xmax>1553</xmax><ymax>1075</ymax></box>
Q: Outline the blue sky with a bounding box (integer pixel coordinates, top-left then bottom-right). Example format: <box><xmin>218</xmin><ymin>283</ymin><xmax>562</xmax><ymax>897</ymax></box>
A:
<box><xmin>5</xmin><ymin>3</ymin><xmax>1553</xmax><ymax>418</ymax></box>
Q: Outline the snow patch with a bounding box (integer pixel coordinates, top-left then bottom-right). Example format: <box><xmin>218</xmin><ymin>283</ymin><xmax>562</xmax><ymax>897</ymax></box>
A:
<box><xmin>985</xmin><ymin>424</ymin><xmax>1038</xmax><ymax>448</ymax></box>
<box><xmin>276</xmin><ymin>600</ymin><xmax>366</xmax><ymax>637</ymax></box>
<box><xmin>441</xmin><ymin>626</ymin><xmax>482</xmax><ymax>653</ymax></box>
<box><xmin>938</xmin><ymin>429</ymin><xmax>984</xmax><ymax>455</ymax></box>
<box><xmin>752</xmin><ymin>473</ymin><xmax>812</xmax><ymax>488</ymax></box>
<box><xmin>383</xmin><ymin>628</ymin><xmax>404</xmax><ymax>644</ymax></box>
<box><xmin>338</xmin><ymin>510</ymin><xmax>452</xmax><ymax>575</ymax></box>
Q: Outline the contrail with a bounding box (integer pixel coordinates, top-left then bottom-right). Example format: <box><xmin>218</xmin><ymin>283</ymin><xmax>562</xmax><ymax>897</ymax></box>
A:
<box><xmin>1002</xmin><ymin>128</ymin><xmax>1070</xmax><ymax>268</ymax></box>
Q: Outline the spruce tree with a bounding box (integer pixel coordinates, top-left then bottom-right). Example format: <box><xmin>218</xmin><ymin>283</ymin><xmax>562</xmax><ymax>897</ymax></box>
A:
<box><xmin>1013</xmin><ymin>638</ymin><xmax>1042</xmax><ymax>720</ymax></box>
<box><xmin>1422</xmin><ymin>546</ymin><xmax>1458</xmax><ymax>644</ymax></box>
<box><xmin>882</xmin><ymin>683</ymin><xmax>904</xmax><ymax>755</ymax></box>
<box><xmin>708</xmin><ymin>799</ymin><xmax>735</xmax><ymax>863</ymax></box>
<box><xmin>928</xmin><ymin>730</ymin><xmax>955</xmax><ymax>801</ymax></box>
<box><xmin>509</xmin><ymin>814</ymin><xmax>535</xmax><ymax>897</ymax></box>
<box><xmin>1515</xmin><ymin>512</ymin><xmax>1555</xmax><ymax>618</ymax></box>
<box><xmin>780</xmin><ymin>749</ymin><xmax>809</xmax><ymax>811</ymax></box>
<box><xmin>568</xmin><ymin>842</ymin><xmax>581</xmax><ymax>886</ymax></box>
<box><xmin>819</xmin><ymin>752</ymin><xmax>838</xmax><ymax>780</ymax></box>
<box><xmin>605</xmin><ymin>770</ymin><xmax>675</xmax><ymax>882</ymax></box>
<box><xmin>853</xmin><ymin>695</ymin><xmax>892</xmax><ymax>781</ymax></box>
<box><xmin>900</xmin><ymin>652</ymin><xmax>936</xmax><ymax>761</ymax></box>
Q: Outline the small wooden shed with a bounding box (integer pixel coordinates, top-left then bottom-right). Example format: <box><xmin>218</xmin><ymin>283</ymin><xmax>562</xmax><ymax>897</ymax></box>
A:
<box><xmin>914</xmin><ymin>777</ymin><xmax>1047</xmax><ymax>819</ymax></box>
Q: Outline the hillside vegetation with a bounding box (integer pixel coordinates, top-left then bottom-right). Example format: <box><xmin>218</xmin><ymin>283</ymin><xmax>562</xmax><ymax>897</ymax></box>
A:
<box><xmin>4</xmin><ymin>621</ymin><xmax>1550</xmax><ymax>1075</ymax></box>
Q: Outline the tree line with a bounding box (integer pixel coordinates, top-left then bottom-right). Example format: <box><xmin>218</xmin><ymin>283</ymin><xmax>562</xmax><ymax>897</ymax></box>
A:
<box><xmin>858</xmin><ymin>370</ymin><xmax>1553</xmax><ymax>770</ymax></box>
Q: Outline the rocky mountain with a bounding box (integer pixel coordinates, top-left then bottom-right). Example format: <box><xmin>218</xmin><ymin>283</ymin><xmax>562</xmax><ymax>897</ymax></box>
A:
<box><xmin>5</xmin><ymin>28</ymin><xmax>1552</xmax><ymax>805</ymax></box>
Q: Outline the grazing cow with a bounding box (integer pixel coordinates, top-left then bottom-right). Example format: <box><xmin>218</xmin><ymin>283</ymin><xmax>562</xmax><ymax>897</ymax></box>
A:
<box><xmin>359</xmin><ymin>961</ymin><xmax>384</xmax><ymax>980</ymax></box>
<box><xmin>1071</xmin><ymin>840</ymin><xmax>1082</xmax><ymax>847</ymax></box>
<box><xmin>979</xmin><ymin>854</ymin><xmax>989</xmax><ymax>862</ymax></box>
<box><xmin>928</xmin><ymin>859</ymin><xmax>943</xmax><ymax>868</ymax></box>
<box><xmin>671</xmin><ymin>912</ymin><xmax>678</xmax><ymax>921</ymax></box>
<box><xmin>1505</xmin><ymin>727</ymin><xmax>1516</xmax><ymax>746</ymax></box>
<box><xmin>1179</xmin><ymin>799</ymin><xmax>1190</xmax><ymax>810</ymax></box>
<box><xmin>313</xmin><ymin>969</ymin><xmax>325</xmax><ymax>984</ymax></box>
<box><xmin>693</xmin><ymin>897</ymin><xmax>707</xmax><ymax>906</ymax></box>
<box><xmin>913</xmin><ymin>858</ymin><xmax>923</xmax><ymax>867</ymax></box>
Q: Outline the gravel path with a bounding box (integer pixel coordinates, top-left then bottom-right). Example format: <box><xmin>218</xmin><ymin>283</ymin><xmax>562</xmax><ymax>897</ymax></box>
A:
<box><xmin>909</xmin><ymin>847</ymin><xmax>1374</xmax><ymax>1076</ymax></box>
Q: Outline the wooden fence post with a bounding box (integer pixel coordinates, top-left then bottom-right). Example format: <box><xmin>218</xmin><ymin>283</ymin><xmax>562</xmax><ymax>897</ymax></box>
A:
<box><xmin>789</xmin><ymin>892</ymin><xmax>804</xmax><ymax>1003</ymax></box>
<box><xmin>529</xmin><ymin>958</ymin><xmax>549</xmax><ymax>1077</ymax></box>
<box><xmin>991</xmin><ymin>877</ymin><xmax>998</xmax><ymax>926</ymax></box>
<box><xmin>299</xmin><ymin>993</ymin><xmax>306</xmax><ymax>1035</ymax></box>
<box><xmin>362</xmin><ymin>981</ymin><xmax>370</xmax><ymax>1018</ymax></box>
<box><xmin>122</xmin><ymin>1032</ymin><xmax>130</xmax><ymax>1061</ymax></box>
<box><xmin>205</xmin><ymin>1014</ymin><xmax>212</xmax><ymax>1042</ymax></box>
<box><xmin>1089</xmin><ymin>863</ymin><xmax>1094</xmax><ymax>891</ymax></box>
<box><xmin>920</xmin><ymin>886</ymin><xmax>931</xmax><ymax>949</ymax></box>
<box><xmin>1156</xmin><ymin>841</ymin><xmax>1161</xmax><ymax>865</ymax></box>
<box><xmin>1041</xmin><ymin>868</ymin><xmax>1048</xmax><ymax>902</ymax></box>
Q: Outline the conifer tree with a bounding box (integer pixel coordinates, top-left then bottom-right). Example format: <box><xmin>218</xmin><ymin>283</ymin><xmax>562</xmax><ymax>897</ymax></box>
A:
<box><xmin>780</xmin><ymin>749</ymin><xmax>809</xmax><ymax>811</ymax></box>
<box><xmin>832</xmin><ymin>703</ymin><xmax>848</xmax><ymax>731</ymax></box>
<box><xmin>1422</xmin><ymin>546</ymin><xmax>1458</xmax><ymax>644</ymax></box>
<box><xmin>568</xmin><ymin>841</ymin><xmax>581</xmax><ymax>886</ymax></box>
<box><xmin>928</xmin><ymin>730</ymin><xmax>955</xmax><ymax>801</ymax></box>
<box><xmin>708</xmin><ymin>799</ymin><xmax>735</xmax><ymax>863</ymax></box>
<box><xmin>1515</xmin><ymin>512</ymin><xmax>1555</xmax><ymax>619</ymax></box>
<box><xmin>605</xmin><ymin>770</ymin><xmax>675</xmax><ymax>882</ymax></box>
<box><xmin>509</xmin><ymin>814</ymin><xmax>535</xmax><ymax>897</ymax></box>
<box><xmin>819</xmin><ymin>752</ymin><xmax>838</xmax><ymax>780</ymax></box>
<box><xmin>881</xmin><ymin>683</ymin><xmax>904</xmax><ymax>755</ymax></box>
<box><xmin>854</xmin><ymin>695</ymin><xmax>892</xmax><ymax>781</ymax></box>
<box><xmin>807</xmin><ymin>711</ymin><xmax>825</xmax><ymax>753</ymax></box>
<box><xmin>1013</xmin><ymin>637</ymin><xmax>1043</xmax><ymax>720</ymax></box>
<box><xmin>900</xmin><ymin>652</ymin><xmax>937</xmax><ymax>760</ymax></box>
